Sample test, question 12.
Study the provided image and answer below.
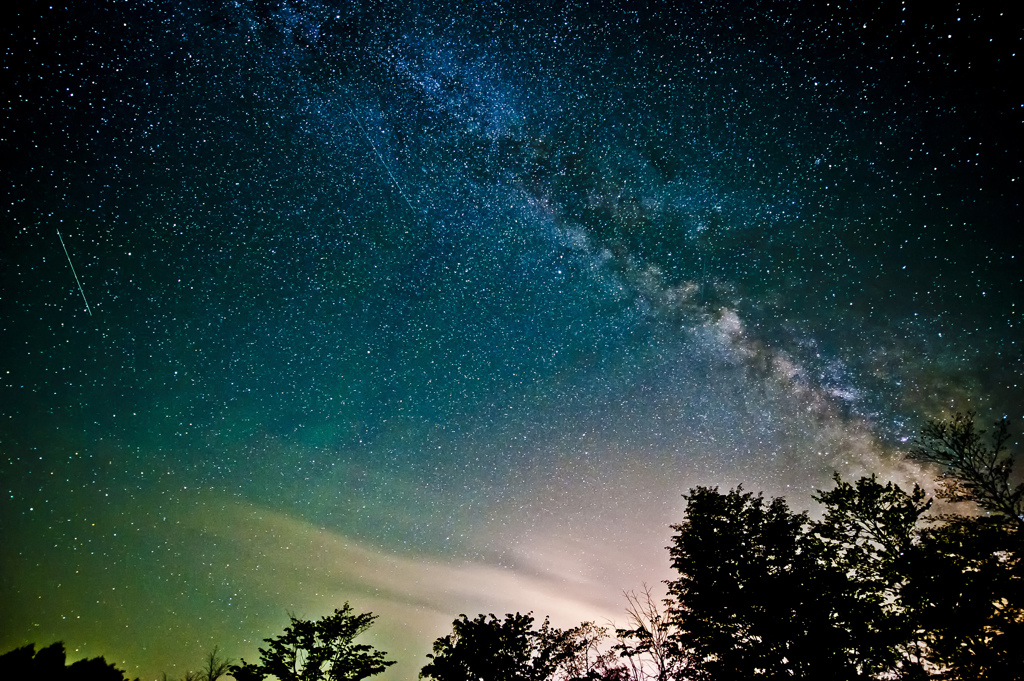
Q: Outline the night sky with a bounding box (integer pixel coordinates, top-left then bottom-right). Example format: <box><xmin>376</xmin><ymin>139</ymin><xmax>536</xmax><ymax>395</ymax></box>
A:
<box><xmin>1</xmin><ymin>1</ymin><xmax>1021</xmax><ymax>678</ymax></box>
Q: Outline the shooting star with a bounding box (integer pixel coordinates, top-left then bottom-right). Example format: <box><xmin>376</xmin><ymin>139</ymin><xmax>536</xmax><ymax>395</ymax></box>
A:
<box><xmin>56</xmin><ymin>228</ymin><xmax>92</xmax><ymax>316</ymax></box>
<box><xmin>347</xmin><ymin>103</ymin><xmax>417</xmax><ymax>216</ymax></box>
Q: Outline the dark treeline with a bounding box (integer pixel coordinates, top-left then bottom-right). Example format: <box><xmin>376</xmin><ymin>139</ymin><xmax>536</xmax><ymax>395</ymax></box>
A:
<box><xmin>5</xmin><ymin>413</ymin><xmax>1021</xmax><ymax>680</ymax></box>
<box><xmin>0</xmin><ymin>641</ymin><xmax>139</xmax><ymax>681</ymax></box>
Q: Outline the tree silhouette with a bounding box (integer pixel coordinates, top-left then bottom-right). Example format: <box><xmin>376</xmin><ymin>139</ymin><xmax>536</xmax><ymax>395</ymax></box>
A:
<box><xmin>164</xmin><ymin>647</ymin><xmax>233</xmax><ymax>681</ymax></box>
<box><xmin>200</xmin><ymin>647</ymin><xmax>233</xmax><ymax>681</ymax></box>
<box><xmin>666</xmin><ymin>486</ymin><xmax>871</xmax><ymax>679</ymax></box>
<box><xmin>905</xmin><ymin>412</ymin><xmax>1024</xmax><ymax>679</ymax></box>
<box><xmin>420</xmin><ymin>612</ymin><xmax>543</xmax><ymax>681</ymax></box>
<box><xmin>536</xmin><ymin>619</ymin><xmax>622</xmax><ymax>681</ymax></box>
<box><xmin>420</xmin><ymin>612</ymin><xmax>621</xmax><ymax>681</ymax></box>
<box><xmin>0</xmin><ymin>642</ymin><xmax>136</xmax><ymax>681</ymax></box>
<box><xmin>811</xmin><ymin>473</ymin><xmax>933</xmax><ymax>677</ymax></box>
<box><xmin>660</xmin><ymin>462</ymin><xmax>1024</xmax><ymax>680</ymax></box>
<box><xmin>229</xmin><ymin>604</ymin><xmax>394</xmax><ymax>681</ymax></box>
<box><xmin>910</xmin><ymin>412</ymin><xmax>1024</xmax><ymax>533</ymax></box>
<box><xmin>904</xmin><ymin>516</ymin><xmax>1024</xmax><ymax>680</ymax></box>
<box><xmin>613</xmin><ymin>584</ymin><xmax>683</xmax><ymax>681</ymax></box>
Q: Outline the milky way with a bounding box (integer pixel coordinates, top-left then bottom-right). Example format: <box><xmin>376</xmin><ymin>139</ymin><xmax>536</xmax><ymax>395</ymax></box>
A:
<box><xmin>2</xmin><ymin>1</ymin><xmax>1020</xmax><ymax>678</ymax></box>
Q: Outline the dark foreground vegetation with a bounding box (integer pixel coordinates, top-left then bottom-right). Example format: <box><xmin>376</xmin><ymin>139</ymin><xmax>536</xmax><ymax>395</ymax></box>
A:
<box><xmin>0</xmin><ymin>641</ymin><xmax>139</xmax><ymax>681</ymax></box>
<box><xmin>6</xmin><ymin>413</ymin><xmax>1022</xmax><ymax>680</ymax></box>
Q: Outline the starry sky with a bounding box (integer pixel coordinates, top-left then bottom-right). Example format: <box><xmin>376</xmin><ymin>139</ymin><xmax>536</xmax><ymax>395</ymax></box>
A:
<box><xmin>1</xmin><ymin>1</ymin><xmax>1021</xmax><ymax>678</ymax></box>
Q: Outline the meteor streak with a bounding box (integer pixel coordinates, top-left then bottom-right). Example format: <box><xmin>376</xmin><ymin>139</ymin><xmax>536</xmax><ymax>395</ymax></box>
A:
<box><xmin>347</xmin><ymin>103</ymin><xmax>417</xmax><ymax>215</ymax></box>
<box><xmin>57</xmin><ymin>228</ymin><xmax>92</xmax><ymax>316</ymax></box>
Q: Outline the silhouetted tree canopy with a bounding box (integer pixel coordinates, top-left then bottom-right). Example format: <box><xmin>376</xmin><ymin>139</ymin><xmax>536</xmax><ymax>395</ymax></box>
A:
<box><xmin>0</xmin><ymin>642</ymin><xmax>136</xmax><ymax>681</ymax></box>
<box><xmin>654</xmin><ymin>413</ymin><xmax>1023</xmax><ymax>680</ymax></box>
<box><xmin>228</xmin><ymin>604</ymin><xmax>395</xmax><ymax>681</ymax></box>
<box><xmin>811</xmin><ymin>473</ymin><xmax>933</xmax><ymax>677</ymax></box>
<box><xmin>419</xmin><ymin>612</ymin><xmax>548</xmax><ymax>681</ymax></box>
<box><xmin>420</xmin><ymin>613</ymin><xmax>620</xmax><ymax>681</ymax></box>
<box><xmin>666</xmin><ymin>486</ymin><xmax>868</xmax><ymax>679</ymax></box>
<box><xmin>910</xmin><ymin>411</ymin><xmax>1024</xmax><ymax>533</ymax></box>
<box><xmin>905</xmin><ymin>412</ymin><xmax>1024</xmax><ymax>679</ymax></box>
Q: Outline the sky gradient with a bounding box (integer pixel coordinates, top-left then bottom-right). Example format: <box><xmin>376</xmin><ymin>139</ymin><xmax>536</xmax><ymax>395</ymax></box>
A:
<box><xmin>2</xmin><ymin>1</ymin><xmax>1021</xmax><ymax>679</ymax></box>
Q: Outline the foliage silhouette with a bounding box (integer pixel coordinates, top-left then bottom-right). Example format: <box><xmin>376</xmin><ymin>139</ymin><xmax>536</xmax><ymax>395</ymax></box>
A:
<box><xmin>661</xmin><ymin>453</ymin><xmax>1023</xmax><ymax>680</ymax></box>
<box><xmin>419</xmin><ymin>612</ymin><xmax>546</xmax><ymax>681</ymax></box>
<box><xmin>417</xmin><ymin>451</ymin><xmax>1023</xmax><ymax>681</ymax></box>
<box><xmin>0</xmin><ymin>641</ymin><xmax>136</xmax><ymax>681</ymax></box>
<box><xmin>536</xmin><ymin>619</ymin><xmax>622</xmax><ymax>681</ymax></box>
<box><xmin>904</xmin><ymin>516</ymin><xmax>1023</xmax><ymax>680</ymax></box>
<box><xmin>910</xmin><ymin>411</ymin><xmax>1024</xmax><ymax>532</ymax></box>
<box><xmin>229</xmin><ymin>604</ymin><xmax>394</xmax><ymax>681</ymax></box>
<box><xmin>905</xmin><ymin>412</ymin><xmax>1024</xmax><ymax>679</ymax></box>
<box><xmin>811</xmin><ymin>473</ymin><xmax>933</xmax><ymax>677</ymax></box>
<box><xmin>665</xmin><ymin>486</ymin><xmax>865</xmax><ymax>680</ymax></box>
<box><xmin>420</xmin><ymin>612</ymin><xmax>621</xmax><ymax>681</ymax></box>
